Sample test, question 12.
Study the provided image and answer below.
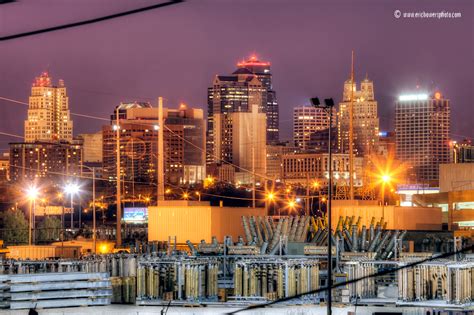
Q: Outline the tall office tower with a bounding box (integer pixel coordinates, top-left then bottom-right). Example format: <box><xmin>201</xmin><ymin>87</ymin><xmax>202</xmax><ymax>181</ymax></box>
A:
<box><xmin>293</xmin><ymin>106</ymin><xmax>336</xmax><ymax>151</ymax></box>
<box><xmin>236</xmin><ymin>55</ymin><xmax>279</xmax><ymax>143</ymax></box>
<box><xmin>395</xmin><ymin>92</ymin><xmax>451</xmax><ymax>184</ymax></box>
<box><xmin>338</xmin><ymin>76</ymin><xmax>379</xmax><ymax>156</ymax></box>
<box><xmin>207</xmin><ymin>67</ymin><xmax>267</xmax><ymax>165</ymax></box>
<box><xmin>207</xmin><ymin>55</ymin><xmax>276</xmax><ymax>165</ymax></box>
<box><xmin>24</xmin><ymin>72</ymin><xmax>73</xmax><ymax>142</ymax></box>
<box><xmin>214</xmin><ymin>104</ymin><xmax>267</xmax><ymax>184</ymax></box>
<box><xmin>102</xmin><ymin>102</ymin><xmax>205</xmax><ymax>187</ymax></box>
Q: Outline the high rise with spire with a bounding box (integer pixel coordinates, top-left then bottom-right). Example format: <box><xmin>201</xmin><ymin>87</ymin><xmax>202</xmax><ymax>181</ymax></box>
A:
<box><xmin>337</xmin><ymin>74</ymin><xmax>380</xmax><ymax>156</ymax></box>
<box><xmin>24</xmin><ymin>71</ymin><xmax>73</xmax><ymax>142</ymax></box>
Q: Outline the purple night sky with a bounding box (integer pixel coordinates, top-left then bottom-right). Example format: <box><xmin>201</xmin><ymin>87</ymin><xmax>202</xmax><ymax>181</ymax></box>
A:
<box><xmin>0</xmin><ymin>0</ymin><xmax>472</xmax><ymax>151</ymax></box>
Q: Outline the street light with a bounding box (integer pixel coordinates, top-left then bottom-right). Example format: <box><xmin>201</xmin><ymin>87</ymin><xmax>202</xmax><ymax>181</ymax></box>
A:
<box><xmin>311</xmin><ymin>96</ymin><xmax>335</xmax><ymax>315</ymax></box>
<box><xmin>195</xmin><ymin>191</ymin><xmax>201</xmax><ymax>202</ymax></box>
<box><xmin>26</xmin><ymin>186</ymin><xmax>39</xmax><ymax>246</ymax></box>
<box><xmin>64</xmin><ymin>183</ymin><xmax>80</xmax><ymax>230</ymax></box>
<box><xmin>81</xmin><ymin>165</ymin><xmax>97</xmax><ymax>253</ymax></box>
<box><xmin>266</xmin><ymin>192</ymin><xmax>275</xmax><ymax>202</ymax></box>
<box><xmin>288</xmin><ymin>200</ymin><xmax>296</xmax><ymax>209</ymax></box>
<box><xmin>380</xmin><ymin>173</ymin><xmax>392</xmax><ymax>221</ymax></box>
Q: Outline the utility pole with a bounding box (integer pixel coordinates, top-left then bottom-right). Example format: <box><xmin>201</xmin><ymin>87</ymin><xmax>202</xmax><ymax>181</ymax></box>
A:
<box><xmin>327</xmin><ymin>101</ymin><xmax>334</xmax><ymax>315</ymax></box>
<box><xmin>306</xmin><ymin>173</ymin><xmax>310</xmax><ymax>216</ymax></box>
<box><xmin>157</xmin><ymin>97</ymin><xmax>165</xmax><ymax>202</ymax></box>
<box><xmin>310</xmin><ymin>97</ymin><xmax>335</xmax><ymax>315</ymax></box>
<box><xmin>252</xmin><ymin>146</ymin><xmax>256</xmax><ymax>209</ymax></box>
<box><xmin>349</xmin><ymin>51</ymin><xmax>355</xmax><ymax>200</ymax></box>
<box><xmin>115</xmin><ymin>107</ymin><xmax>122</xmax><ymax>247</ymax></box>
<box><xmin>92</xmin><ymin>167</ymin><xmax>96</xmax><ymax>254</ymax></box>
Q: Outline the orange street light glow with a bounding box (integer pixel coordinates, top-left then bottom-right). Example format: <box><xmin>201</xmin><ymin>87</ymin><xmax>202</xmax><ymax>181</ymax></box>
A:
<box><xmin>26</xmin><ymin>186</ymin><xmax>39</xmax><ymax>200</ymax></box>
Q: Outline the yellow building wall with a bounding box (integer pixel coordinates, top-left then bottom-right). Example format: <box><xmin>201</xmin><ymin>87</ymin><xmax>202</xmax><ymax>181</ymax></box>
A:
<box><xmin>148</xmin><ymin>202</ymin><xmax>264</xmax><ymax>243</ymax></box>
<box><xmin>331</xmin><ymin>205</ymin><xmax>442</xmax><ymax>231</ymax></box>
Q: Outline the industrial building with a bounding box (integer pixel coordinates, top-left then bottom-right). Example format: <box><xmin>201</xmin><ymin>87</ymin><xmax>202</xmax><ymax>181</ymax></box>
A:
<box><xmin>147</xmin><ymin>200</ymin><xmax>265</xmax><ymax>243</ymax></box>
<box><xmin>331</xmin><ymin>200</ymin><xmax>443</xmax><ymax>231</ymax></box>
<box><xmin>413</xmin><ymin>163</ymin><xmax>474</xmax><ymax>233</ymax></box>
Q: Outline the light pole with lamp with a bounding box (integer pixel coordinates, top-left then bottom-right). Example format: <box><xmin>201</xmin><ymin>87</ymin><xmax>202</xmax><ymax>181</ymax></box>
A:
<box><xmin>311</xmin><ymin>97</ymin><xmax>335</xmax><ymax>315</ymax></box>
<box><xmin>26</xmin><ymin>186</ymin><xmax>39</xmax><ymax>246</ymax></box>
<box><xmin>81</xmin><ymin>165</ymin><xmax>97</xmax><ymax>254</ymax></box>
<box><xmin>64</xmin><ymin>183</ymin><xmax>80</xmax><ymax>231</ymax></box>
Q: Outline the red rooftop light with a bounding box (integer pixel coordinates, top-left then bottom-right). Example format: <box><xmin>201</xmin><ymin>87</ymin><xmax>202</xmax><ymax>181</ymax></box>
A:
<box><xmin>237</xmin><ymin>54</ymin><xmax>271</xmax><ymax>67</ymax></box>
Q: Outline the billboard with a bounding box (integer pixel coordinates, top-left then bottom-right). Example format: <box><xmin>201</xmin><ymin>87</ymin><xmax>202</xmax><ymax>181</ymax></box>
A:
<box><xmin>123</xmin><ymin>207</ymin><xmax>148</xmax><ymax>223</ymax></box>
<box><xmin>35</xmin><ymin>206</ymin><xmax>71</xmax><ymax>216</ymax></box>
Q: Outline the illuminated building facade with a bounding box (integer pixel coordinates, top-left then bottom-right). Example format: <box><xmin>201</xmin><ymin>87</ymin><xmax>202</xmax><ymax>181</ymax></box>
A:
<box><xmin>9</xmin><ymin>141</ymin><xmax>82</xmax><ymax>182</ymax></box>
<box><xmin>308</xmin><ymin>127</ymin><xmax>338</xmax><ymax>153</ymax></box>
<box><xmin>293</xmin><ymin>106</ymin><xmax>336</xmax><ymax>151</ymax></box>
<box><xmin>213</xmin><ymin>103</ymin><xmax>266</xmax><ymax>184</ymax></box>
<box><xmin>266</xmin><ymin>143</ymin><xmax>298</xmax><ymax>180</ymax></box>
<box><xmin>281</xmin><ymin>152</ymin><xmax>363</xmax><ymax>186</ymax></box>
<box><xmin>236</xmin><ymin>55</ymin><xmax>279</xmax><ymax>143</ymax></box>
<box><xmin>375</xmin><ymin>131</ymin><xmax>396</xmax><ymax>158</ymax></box>
<box><xmin>452</xmin><ymin>139</ymin><xmax>474</xmax><ymax>164</ymax></box>
<box><xmin>395</xmin><ymin>92</ymin><xmax>451</xmax><ymax>184</ymax></box>
<box><xmin>24</xmin><ymin>72</ymin><xmax>73</xmax><ymax>142</ymax></box>
<box><xmin>0</xmin><ymin>153</ymin><xmax>9</xmax><ymax>182</ymax></box>
<box><xmin>338</xmin><ymin>76</ymin><xmax>380</xmax><ymax>155</ymax></box>
<box><xmin>207</xmin><ymin>55</ymin><xmax>276</xmax><ymax>165</ymax></box>
<box><xmin>102</xmin><ymin>102</ymin><xmax>205</xmax><ymax>186</ymax></box>
<box><xmin>77</xmin><ymin>132</ymin><xmax>103</xmax><ymax>164</ymax></box>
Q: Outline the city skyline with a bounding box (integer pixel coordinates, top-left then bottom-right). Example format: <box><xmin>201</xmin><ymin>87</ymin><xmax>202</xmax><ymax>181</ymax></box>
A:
<box><xmin>0</xmin><ymin>0</ymin><xmax>472</xmax><ymax>150</ymax></box>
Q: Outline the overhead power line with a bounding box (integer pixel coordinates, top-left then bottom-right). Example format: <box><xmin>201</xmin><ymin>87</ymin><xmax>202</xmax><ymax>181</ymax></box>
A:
<box><xmin>0</xmin><ymin>0</ymin><xmax>184</xmax><ymax>42</ymax></box>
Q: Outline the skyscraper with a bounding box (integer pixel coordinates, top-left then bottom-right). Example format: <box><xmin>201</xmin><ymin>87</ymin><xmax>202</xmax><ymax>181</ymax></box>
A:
<box><xmin>293</xmin><ymin>106</ymin><xmax>335</xmax><ymax>151</ymax></box>
<box><xmin>11</xmin><ymin>72</ymin><xmax>80</xmax><ymax>183</ymax></box>
<box><xmin>395</xmin><ymin>92</ymin><xmax>451</xmax><ymax>184</ymax></box>
<box><xmin>236</xmin><ymin>55</ymin><xmax>279</xmax><ymax>143</ymax></box>
<box><xmin>24</xmin><ymin>72</ymin><xmax>73</xmax><ymax>142</ymax></box>
<box><xmin>207</xmin><ymin>66</ymin><xmax>267</xmax><ymax>165</ymax></box>
<box><xmin>338</xmin><ymin>76</ymin><xmax>379</xmax><ymax>156</ymax></box>
<box><xmin>207</xmin><ymin>55</ymin><xmax>277</xmax><ymax>165</ymax></box>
